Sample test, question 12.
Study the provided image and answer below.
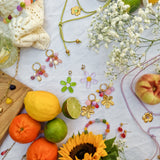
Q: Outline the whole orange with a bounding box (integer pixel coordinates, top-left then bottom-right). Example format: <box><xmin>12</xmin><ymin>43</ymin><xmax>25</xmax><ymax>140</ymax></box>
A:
<box><xmin>9</xmin><ymin>113</ymin><xmax>41</xmax><ymax>143</ymax></box>
<box><xmin>26</xmin><ymin>138</ymin><xmax>58</xmax><ymax>160</ymax></box>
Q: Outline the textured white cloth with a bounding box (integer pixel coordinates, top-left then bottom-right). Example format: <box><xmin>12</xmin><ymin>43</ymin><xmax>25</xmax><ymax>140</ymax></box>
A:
<box><xmin>1</xmin><ymin>0</ymin><xmax>160</xmax><ymax>160</ymax></box>
<box><xmin>0</xmin><ymin>0</ymin><xmax>50</xmax><ymax>50</ymax></box>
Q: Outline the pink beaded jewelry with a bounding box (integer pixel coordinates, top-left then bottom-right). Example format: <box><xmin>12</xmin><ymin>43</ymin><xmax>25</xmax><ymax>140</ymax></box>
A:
<box><xmin>84</xmin><ymin>119</ymin><xmax>110</xmax><ymax>139</ymax></box>
<box><xmin>45</xmin><ymin>49</ymin><xmax>62</xmax><ymax>68</ymax></box>
<box><xmin>96</xmin><ymin>83</ymin><xmax>115</xmax><ymax>97</ymax></box>
<box><xmin>30</xmin><ymin>62</ymin><xmax>48</xmax><ymax>81</ymax></box>
<box><xmin>3</xmin><ymin>0</ymin><xmax>37</xmax><ymax>24</ymax></box>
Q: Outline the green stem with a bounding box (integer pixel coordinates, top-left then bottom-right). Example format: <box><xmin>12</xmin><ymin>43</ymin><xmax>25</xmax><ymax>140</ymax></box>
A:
<box><xmin>58</xmin><ymin>0</ymin><xmax>111</xmax><ymax>54</ymax></box>
<box><xmin>62</xmin><ymin>11</ymin><xmax>96</xmax><ymax>24</ymax></box>
<box><xmin>60</xmin><ymin>0</ymin><xmax>68</xmax><ymax>22</ymax></box>
<box><xmin>76</xmin><ymin>0</ymin><xmax>95</xmax><ymax>14</ymax></box>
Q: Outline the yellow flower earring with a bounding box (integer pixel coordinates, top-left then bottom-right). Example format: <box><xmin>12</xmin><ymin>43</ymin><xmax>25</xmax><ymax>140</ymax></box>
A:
<box><xmin>71</xmin><ymin>6</ymin><xmax>81</xmax><ymax>16</ymax></box>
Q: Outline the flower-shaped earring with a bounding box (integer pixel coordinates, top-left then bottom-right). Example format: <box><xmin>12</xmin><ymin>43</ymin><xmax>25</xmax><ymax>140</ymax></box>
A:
<box><xmin>101</xmin><ymin>95</ymin><xmax>114</xmax><ymax>108</ymax></box>
<box><xmin>45</xmin><ymin>49</ymin><xmax>62</xmax><ymax>68</ymax></box>
<box><xmin>81</xmin><ymin>93</ymin><xmax>100</xmax><ymax>119</ymax></box>
<box><xmin>80</xmin><ymin>65</ymin><xmax>98</xmax><ymax>89</ymax></box>
<box><xmin>31</xmin><ymin>62</ymin><xmax>48</xmax><ymax>81</ymax></box>
<box><xmin>71</xmin><ymin>6</ymin><xmax>81</xmax><ymax>16</ymax></box>
<box><xmin>60</xmin><ymin>71</ymin><xmax>76</xmax><ymax>93</ymax></box>
<box><xmin>142</xmin><ymin>112</ymin><xmax>153</xmax><ymax>123</ymax></box>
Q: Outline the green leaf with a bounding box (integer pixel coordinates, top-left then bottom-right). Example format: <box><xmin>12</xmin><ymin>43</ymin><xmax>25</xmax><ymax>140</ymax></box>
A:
<box><xmin>61</xmin><ymin>86</ymin><xmax>67</xmax><ymax>92</ymax></box>
<box><xmin>101</xmin><ymin>156</ymin><xmax>112</xmax><ymax>160</ymax></box>
<box><xmin>104</xmin><ymin>137</ymin><xmax>116</xmax><ymax>153</ymax></box>
<box><xmin>70</xmin><ymin>82</ymin><xmax>76</xmax><ymax>86</ymax></box>
<box><xmin>110</xmin><ymin>145</ymin><xmax>119</xmax><ymax>156</ymax></box>
<box><xmin>102</xmin><ymin>151</ymin><xmax>118</xmax><ymax>160</ymax></box>
<box><xmin>67</xmin><ymin>77</ymin><xmax>71</xmax><ymax>83</ymax></box>
<box><xmin>108</xmin><ymin>151</ymin><xmax>118</xmax><ymax>160</ymax></box>
<box><xmin>60</xmin><ymin>81</ymin><xmax>66</xmax><ymax>85</ymax></box>
<box><xmin>68</xmin><ymin>86</ymin><xmax>74</xmax><ymax>93</ymax></box>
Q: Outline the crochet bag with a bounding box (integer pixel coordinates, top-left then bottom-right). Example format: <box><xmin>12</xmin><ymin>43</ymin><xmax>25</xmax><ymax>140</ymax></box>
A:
<box><xmin>0</xmin><ymin>0</ymin><xmax>50</xmax><ymax>50</ymax></box>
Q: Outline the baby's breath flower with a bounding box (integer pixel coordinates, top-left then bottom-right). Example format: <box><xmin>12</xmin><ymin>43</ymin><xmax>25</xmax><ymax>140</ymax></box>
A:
<box><xmin>88</xmin><ymin>0</ymin><xmax>160</xmax><ymax>81</ymax></box>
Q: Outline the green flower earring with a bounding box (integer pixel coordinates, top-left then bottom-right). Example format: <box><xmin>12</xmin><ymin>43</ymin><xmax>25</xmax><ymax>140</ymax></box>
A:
<box><xmin>60</xmin><ymin>71</ymin><xmax>76</xmax><ymax>93</ymax></box>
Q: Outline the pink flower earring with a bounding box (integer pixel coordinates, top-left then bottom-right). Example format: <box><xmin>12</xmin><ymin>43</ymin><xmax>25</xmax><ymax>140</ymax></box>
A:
<box><xmin>80</xmin><ymin>64</ymin><xmax>98</xmax><ymax>89</ymax></box>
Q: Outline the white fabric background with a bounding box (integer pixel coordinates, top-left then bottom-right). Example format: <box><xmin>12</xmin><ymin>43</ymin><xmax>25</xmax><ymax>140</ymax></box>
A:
<box><xmin>0</xmin><ymin>0</ymin><xmax>160</xmax><ymax>160</ymax></box>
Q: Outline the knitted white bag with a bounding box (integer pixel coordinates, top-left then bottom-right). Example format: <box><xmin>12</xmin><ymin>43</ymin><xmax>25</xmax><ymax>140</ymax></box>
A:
<box><xmin>0</xmin><ymin>0</ymin><xmax>50</xmax><ymax>50</ymax></box>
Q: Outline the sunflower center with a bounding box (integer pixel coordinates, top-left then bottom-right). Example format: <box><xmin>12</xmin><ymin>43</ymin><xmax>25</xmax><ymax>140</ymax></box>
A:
<box><xmin>87</xmin><ymin>76</ymin><xmax>92</xmax><ymax>82</ymax></box>
<box><xmin>70</xmin><ymin>143</ymin><xmax>96</xmax><ymax>160</ymax></box>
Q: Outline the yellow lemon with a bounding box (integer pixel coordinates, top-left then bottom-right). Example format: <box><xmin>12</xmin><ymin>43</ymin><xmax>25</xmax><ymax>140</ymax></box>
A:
<box><xmin>24</xmin><ymin>91</ymin><xmax>61</xmax><ymax>122</ymax></box>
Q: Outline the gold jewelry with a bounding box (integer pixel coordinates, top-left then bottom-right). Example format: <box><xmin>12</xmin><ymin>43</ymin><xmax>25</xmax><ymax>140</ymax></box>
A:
<box><xmin>0</xmin><ymin>48</ymin><xmax>20</xmax><ymax>115</ymax></box>
<box><xmin>0</xmin><ymin>48</ymin><xmax>20</xmax><ymax>160</ymax></box>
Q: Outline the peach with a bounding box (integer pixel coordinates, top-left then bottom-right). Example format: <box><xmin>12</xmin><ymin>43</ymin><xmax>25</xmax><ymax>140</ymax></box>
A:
<box><xmin>135</xmin><ymin>74</ymin><xmax>160</xmax><ymax>105</ymax></box>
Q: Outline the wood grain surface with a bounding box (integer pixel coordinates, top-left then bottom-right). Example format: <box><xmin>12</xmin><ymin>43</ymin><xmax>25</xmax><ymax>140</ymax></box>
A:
<box><xmin>0</xmin><ymin>71</ymin><xmax>32</xmax><ymax>145</ymax></box>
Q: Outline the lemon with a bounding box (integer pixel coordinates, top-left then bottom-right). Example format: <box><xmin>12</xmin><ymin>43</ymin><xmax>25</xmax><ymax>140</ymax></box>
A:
<box><xmin>24</xmin><ymin>91</ymin><xmax>61</xmax><ymax>122</ymax></box>
<box><xmin>122</xmin><ymin>0</ymin><xmax>141</xmax><ymax>13</ymax></box>
<box><xmin>44</xmin><ymin>118</ymin><xmax>68</xmax><ymax>143</ymax></box>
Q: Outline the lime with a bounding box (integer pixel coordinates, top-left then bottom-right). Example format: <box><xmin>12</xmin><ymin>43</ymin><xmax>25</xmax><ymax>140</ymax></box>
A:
<box><xmin>44</xmin><ymin>118</ymin><xmax>67</xmax><ymax>143</ymax></box>
<box><xmin>122</xmin><ymin>0</ymin><xmax>141</xmax><ymax>13</ymax></box>
<box><xmin>62</xmin><ymin>97</ymin><xmax>81</xmax><ymax>119</ymax></box>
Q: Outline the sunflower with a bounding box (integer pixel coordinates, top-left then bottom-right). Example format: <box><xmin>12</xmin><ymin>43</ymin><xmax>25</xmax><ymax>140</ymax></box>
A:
<box><xmin>59</xmin><ymin>132</ymin><xmax>107</xmax><ymax>160</ymax></box>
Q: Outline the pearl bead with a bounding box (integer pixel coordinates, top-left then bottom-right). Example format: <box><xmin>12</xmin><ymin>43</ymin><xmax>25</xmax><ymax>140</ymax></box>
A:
<box><xmin>37</xmin><ymin>76</ymin><xmax>42</xmax><ymax>81</ymax></box>
<box><xmin>54</xmin><ymin>60</ymin><xmax>58</xmax><ymax>65</ymax></box>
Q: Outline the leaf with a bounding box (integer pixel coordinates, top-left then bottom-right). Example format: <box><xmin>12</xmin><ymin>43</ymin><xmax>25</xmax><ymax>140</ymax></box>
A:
<box><xmin>61</xmin><ymin>86</ymin><xmax>67</xmax><ymax>92</ymax></box>
<box><xmin>60</xmin><ymin>81</ymin><xmax>66</xmax><ymax>85</ymax></box>
<box><xmin>102</xmin><ymin>151</ymin><xmax>118</xmax><ymax>160</ymax></box>
<box><xmin>67</xmin><ymin>77</ymin><xmax>71</xmax><ymax>83</ymax></box>
<box><xmin>68</xmin><ymin>86</ymin><xmax>74</xmax><ymax>93</ymax></box>
<box><xmin>107</xmin><ymin>151</ymin><xmax>118</xmax><ymax>160</ymax></box>
<box><xmin>110</xmin><ymin>145</ymin><xmax>119</xmax><ymax>156</ymax></box>
<box><xmin>70</xmin><ymin>82</ymin><xmax>76</xmax><ymax>86</ymax></box>
<box><xmin>104</xmin><ymin>137</ymin><xmax>116</xmax><ymax>153</ymax></box>
<box><xmin>101</xmin><ymin>156</ymin><xmax>112</xmax><ymax>160</ymax></box>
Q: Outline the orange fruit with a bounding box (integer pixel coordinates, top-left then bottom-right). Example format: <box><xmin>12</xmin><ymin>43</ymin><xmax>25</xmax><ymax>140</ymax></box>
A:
<box><xmin>26</xmin><ymin>138</ymin><xmax>58</xmax><ymax>160</ymax></box>
<box><xmin>9</xmin><ymin>113</ymin><xmax>41</xmax><ymax>143</ymax></box>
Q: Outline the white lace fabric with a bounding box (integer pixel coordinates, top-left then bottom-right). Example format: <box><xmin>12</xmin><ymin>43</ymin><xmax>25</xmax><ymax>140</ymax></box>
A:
<box><xmin>0</xmin><ymin>0</ymin><xmax>50</xmax><ymax>50</ymax></box>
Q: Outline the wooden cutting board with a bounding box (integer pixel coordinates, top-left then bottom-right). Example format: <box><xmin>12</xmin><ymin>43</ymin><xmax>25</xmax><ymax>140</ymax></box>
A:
<box><xmin>0</xmin><ymin>71</ymin><xmax>32</xmax><ymax>145</ymax></box>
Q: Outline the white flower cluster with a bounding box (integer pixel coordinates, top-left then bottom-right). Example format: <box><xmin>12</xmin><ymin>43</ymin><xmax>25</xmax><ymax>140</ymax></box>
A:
<box><xmin>88</xmin><ymin>0</ymin><xmax>160</xmax><ymax>81</ymax></box>
<box><xmin>114</xmin><ymin>138</ymin><xmax>128</xmax><ymax>160</ymax></box>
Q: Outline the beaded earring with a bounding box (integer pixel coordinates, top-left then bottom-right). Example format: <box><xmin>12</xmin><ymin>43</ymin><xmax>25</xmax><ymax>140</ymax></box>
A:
<box><xmin>120</xmin><ymin>130</ymin><xmax>127</xmax><ymax>139</ymax></box>
<box><xmin>96</xmin><ymin>83</ymin><xmax>115</xmax><ymax>97</ymax></box>
<box><xmin>96</xmin><ymin>83</ymin><xmax>115</xmax><ymax>108</ymax></box>
<box><xmin>80</xmin><ymin>65</ymin><xmax>98</xmax><ymax>89</ymax></box>
<box><xmin>30</xmin><ymin>62</ymin><xmax>48</xmax><ymax>81</ymax></box>
<box><xmin>81</xmin><ymin>93</ymin><xmax>100</xmax><ymax>119</ymax></box>
<box><xmin>117</xmin><ymin>123</ymin><xmax>129</xmax><ymax>139</ymax></box>
<box><xmin>60</xmin><ymin>71</ymin><xmax>76</xmax><ymax>93</ymax></box>
<box><xmin>45</xmin><ymin>49</ymin><xmax>62</xmax><ymax>68</ymax></box>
